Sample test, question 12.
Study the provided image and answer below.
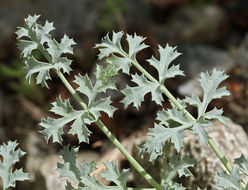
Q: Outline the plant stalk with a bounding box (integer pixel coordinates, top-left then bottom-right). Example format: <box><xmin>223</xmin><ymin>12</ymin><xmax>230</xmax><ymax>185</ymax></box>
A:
<box><xmin>121</xmin><ymin>51</ymin><xmax>234</xmax><ymax>175</ymax></box>
<box><xmin>160</xmin><ymin>140</ymin><xmax>171</xmax><ymax>186</ymax></box>
<box><xmin>37</xmin><ymin>44</ymin><xmax>160</xmax><ymax>189</ymax></box>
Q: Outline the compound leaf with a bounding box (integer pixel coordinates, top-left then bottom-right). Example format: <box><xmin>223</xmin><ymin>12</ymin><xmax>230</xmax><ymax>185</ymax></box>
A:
<box><xmin>186</xmin><ymin>69</ymin><xmax>230</xmax><ymax>117</ymax></box>
<box><xmin>126</xmin><ymin>33</ymin><xmax>148</xmax><ymax>58</ymax></box>
<box><xmin>192</xmin><ymin>117</ymin><xmax>210</xmax><ymax>146</ymax></box>
<box><xmin>216</xmin><ymin>168</ymin><xmax>242</xmax><ymax>190</ymax></box>
<box><xmin>79</xmin><ymin>162</ymin><xmax>122</xmax><ymax>190</ymax></box>
<box><xmin>40</xmin><ymin>96</ymin><xmax>92</xmax><ymax>144</ymax></box>
<box><xmin>168</xmin><ymin>154</ymin><xmax>195</xmax><ymax>178</ymax></box>
<box><xmin>140</xmin><ymin>123</ymin><xmax>185</xmax><ymax>163</ymax></box>
<box><xmin>0</xmin><ymin>141</ymin><xmax>29</xmax><ymax>190</ymax></box>
<box><xmin>121</xmin><ymin>74</ymin><xmax>162</xmax><ymax>109</ymax></box>
<box><xmin>234</xmin><ymin>154</ymin><xmax>248</xmax><ymax>176</ymax></box>
<box><xmin>17</xmin><ymin>15</ymin><xmax>75</xmax><ymax>88</ymax></box>
<box><xmin>147</xmin><ymin>44</ymin><xmax>183</xmax><ymax>83</ymax></box>
<box><xmin>94</xmin><ymin>31</ymin><xmax>124</xmax><ymax>60</ymax></box>
<box><xmin>204</xmin><ymin>107</ymin><xmax>229</xmax><ymax>126</ymax></box>
<box><xmin>24</xmin><ymin>56</ymin><xmax>52</xmax><ymax>88</ymax></box>
<box><xmin>89</xmin><ymin>97</ymin><xmax>117</xmax><ymax>119</ymax></box>
<box><xmin>74</xmin><ymin>74</ymin><xmax>117</xmax><ymax>120</ymax></box>
<box><xmin>100</xmin><ymin>161</ymin><xmax>129</xmax><ymax>187</ymax></box>
<box><xmin>57</xmin><ymin>146</ymin><xmax>81</xmax><ymax>185</ymax></box>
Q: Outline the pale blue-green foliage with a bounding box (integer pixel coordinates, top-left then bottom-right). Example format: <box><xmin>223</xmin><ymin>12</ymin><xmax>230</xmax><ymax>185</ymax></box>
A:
<box><xmin>140</xmin><ymin>68</ymin><xmax>231</xmax><ymax>162</ymax></box>
<box><xmin>96</xmin><ymin>31</ymin><xmax>184</xmax><ymax>109</ymax></box>
<box><xmin>74</xmin><ymin>74</ymin><xmax>117</xmax><ymax>119</ymax></box>
<box><xmin>17</xmin><ymin>15</ymin><xmax>118</xmax><ymax>144</ymax></box>
<box><xmin>234</xmin><ymin>154</ymin><xmax>248</xmax><ymax>176</ymax></box>
<box><xmin>168</xmin><ymin>155</ymin><xmax>195</xmax><ymax>178</ymax></box>
<box><xmin>57</xmin><ymin>146</ymin><xmax>129</xmax><ymax>190</ymax></box>
<box><xmin>216</xmin><ymin>168</ymin><xmax>242</xmax><ymax>190</ymax></box>
<box><xmin>16</xmin><ymin>15</ymin><xmax>75</xmax><ymax>88</ymax></box>
<box><xmin>163</xmin><ymin>182</ymin><xmax>186</xmax><ymax>190</ymax></box>
<box><xmin>0</xmin><ymin>141</ymin><xmax>29</xmax><ymax>190</ymax></box>
<box><xmin>216</xmin><ymin>154</ymin><xmax>248</xmax><ymax>189</ymax></box>
<box><xmin>40</xmin><ymin>96</ymin><xmax>92</xmax><ymax>144</ymax></box>
<box><xmin>147</xmin><ymin>44</ymin><xmax>184</xmax><ymax>83</ymax></box>
<box><xmin>121</xmin><ymin>74</ymin><xmax>163</xmax><ymax>109</ymax></box>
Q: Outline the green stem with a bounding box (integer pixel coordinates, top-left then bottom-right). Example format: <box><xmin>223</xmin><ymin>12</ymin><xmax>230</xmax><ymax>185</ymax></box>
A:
<box><xmin>96</xmin><ymin>120</ymin><xmax>160</xmax><ymax>189</ymax></box>
<box><xmin>56</xmin><ymin>71</ymin><xmax>88</xmax><ymax>110</ymax></box>
<box><xmin>161</xmin><ymin>140</ymin><xmax>171</xmax><ymax>186</ymax></box>
<box><xmin>37</xmin><ymin>44</ymin><xmax>160</xmax><ymax>189</ymax></box>
<box><xmin>122</xmin><ymin>52</ymin><xmax>233</xmax><ymax>175</ymax></box>
<box><xmin>208</xmin><ymin>139</ymin><xmax>232</xmax><ymax>173</ymax></box>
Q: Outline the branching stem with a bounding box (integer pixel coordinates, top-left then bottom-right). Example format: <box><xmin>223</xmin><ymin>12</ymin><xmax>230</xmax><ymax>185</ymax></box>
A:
<box><xmin>37</xmin><ymin>44</ymin><xmax>160</xmax><ymax>189</ymax></box>
<box><xmin>161</xmin><ymin>140</ymin><xmax>171</xmax><ymax>186</ymax></box>
<box><xmin>119</xmin><ymin>51</ymin><xmax>234</xmax><ymax>175</ymax></box>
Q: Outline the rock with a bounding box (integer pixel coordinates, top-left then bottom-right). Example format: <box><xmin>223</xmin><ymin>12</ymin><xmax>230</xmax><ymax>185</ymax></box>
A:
<box><xmin>176</xmin><ymin>44</ymin><xmax>233</xmax><ymax>97</ymax></box>
<box><xmin>177</xmin><ymin>44</ymin><xmax>234</xmax><ymax>78</ymax></box>
<box><xmin>153</xmin><ymin>5</ymin><xmax>225</xmax><ymax>44</ymax></box>
<box><xmin>21</xmin><ymin>130</ymin><xmax>100</xmax><ymax>190</ymax></box>
<box><xmin>131</xmin><ymin>120</ymin><xmax>248</xmax><ymax>189</ymax></box>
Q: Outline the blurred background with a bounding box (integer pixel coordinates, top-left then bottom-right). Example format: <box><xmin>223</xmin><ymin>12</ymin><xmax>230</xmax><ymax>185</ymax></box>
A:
<box><xmin>1</xmin><ymin>0</ymin><xmax>248</xmax><ymax>189</ymax></box>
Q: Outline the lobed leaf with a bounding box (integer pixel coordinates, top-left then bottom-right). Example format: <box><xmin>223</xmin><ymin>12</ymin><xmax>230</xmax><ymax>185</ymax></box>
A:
<box><xmin>100</xmin><ymin>161</ymin><xmax>129</xmax><ymax>187</ymax></box>
<box><xmin>185</xmin><ymin>69</ymin><xmax>230</xmax><ymax>118</ymax></box>
<box><xmin>0</xmin><ymin>141</ymin><xmax>29</xmax><ymax>190</ymax></box>
<box><xmin>121</xmin><ymin>73</ymin><xmax>163</xmax><ymax>109</ymax></box>
<box><xmin>140</xmin><ymin>123</ymin><xmax>185</xmax><ymax>163</ymax></box>
<box><xmin>147</xmin><ymin>44</ymin><xmax>183</xmax><ymax>83</ymax></box>
<box><xmin>40</xmin><ymin>96</ymin><xmax>92</xmax><ymax>144</ymax></box>
<box><xmin>17</xmin><ymin>15</ymin><xmax>75</xmax><ymax>88</ymax></box>
<box><xmin>216</xmin><ymin>168</ymin><xmax>242</xmax><ymax>190</ymax></box>
<box><xmin>168</xmin><ymin>154</ymin><xmax>195</xmax><ymax>178</ymax></box>
<box><xmin>234</xmin><ymin>154</ymin><xmax>248</xmax><ymax>176</ymax></box>
<box><xmin>79</xmin><ymin>161</ymin><xmax>125</xmax><ymax>190</ymax></box>
<box><xmin>126</xmin><ymin>33</ymin><xmax>148</xmax><ymax>58</ymax></box>
<box><xmin>57</xmin><ymin>146</ymin><xmax>81</xmax><ymax>185</ymax></box>
<box><xmin>192</xmin><ymin>117</ymin><xmax>211</xmax><ymax>146</ymax></box>
<box><xmin>74</xmin><ymin>74</ymin><xmax>117</xmax><ymax>119</ymax></box>
<box><xmin>163</xmin><ymin>182</ymin><xmax>186</xmax><ymax>190</ymax></box>
<box><xmin>94</xmin><ymin>31</ymin><xmax>124</xmax><ymax>60</ymax></box>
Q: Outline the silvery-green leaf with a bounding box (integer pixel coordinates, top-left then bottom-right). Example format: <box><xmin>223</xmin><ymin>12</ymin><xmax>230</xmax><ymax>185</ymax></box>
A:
<box><xmin>40</xmin><ymin>97</ymin><xmax>92</xmax><ymax>144</ymax></box>
<box><xmin>126</xmin><ymin>33</ymin><xmax>148</xmax><ymax>58</ymax></box>
<box><xmin>94</xmin><ymin>63</ymin><xmax>118</xmax><ymax>93</ymax></box>
<box><xmin>147</xmin><ymin>44</ymin><xmax>183</xmax><ymax>83</ymax></box>
<box><xmin>106</xmin><ymin>55</ymin><xmax>131</xmax><ymax>75</ymax></box>
<box><xmin>140</xmin><ymin>123</ymin><xmax>185</xmax><ymax>163</ymax></box>
<box><xmin>24</xmin><ymin>14</ymin><xmax>40</xmax><ymax>28</ymax></box>
<box><xmin>156</xmin><ymin>108</ymin><xmax>194</xmax><ymax>128</ymax></box>
<box><xmin>168</xmin><ymin>154</ymin><xmax>195</xmax><ymax>178</ymax></box>
<box><xmin>185</xmin><ymin>69</ymin><xmax>230</xmax><ymax>119</ymax></box>
<box><xmin>0</xmin><ymin>141</ymin><xmax>29</xmax><ymax>190</ymax></box>
<box><xmin>74</xmin><ymin>74</ymin><xmax>96</xmax><ymax>105</ymax></box>
<box><xmin>100</xmin><ymin>161</ymin><xmax>129</xmax><ymax>187</ymax></box>
<box><xmin>216</xmin><ymin>168</ymin><xmax>242</xmax><ymax>190</ymax></box>
<box><xmin>24</xmin><ymin>56</ymin><xmax>52</xmax><ymax>88</ymax></box>
<box><xmin>192</xmin><ymin>117</ymin><xmax>210</xmax><ymax>146</ymax></box>
<box><xmin>121</xmin><ymin>74</ymin><xmax>162</xmax><ymax>109</ymax></box>
<box><xmin>34</xmin><ymin>20</ymin><xmax>54</xmax><ymax>44</ymax></box>
<box><xmin>163</xmin><ymin>182</ymin><xmax>186</xmax><ymax>190</ymax></box>
<box><xmin>234</xmin><ymin>154</ymin><xmax>248</xmax><ymax>176</ymax></box>
<box><xmin>204</xmin><ymin>107</ymin><xmax>229</xmax><ymax>126</ymax></box>
<box><xmin>57</xmin><ymin>146</ymin><xmax>81</xmax><ymax>185</ymax></box>
<box><xmin>94</xmin><ymin>31</ymin><xmax>124</xmax><ymax>60</ymax></box>
<box><xmin>17</xmin><ymin>40</ymin><xmax>38</xmax><ymax>57</ymax></box>
<box><xmin>89</xmin><ymin>97</ymin><xmax>117</xmax><ymax>119</ymax></box>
